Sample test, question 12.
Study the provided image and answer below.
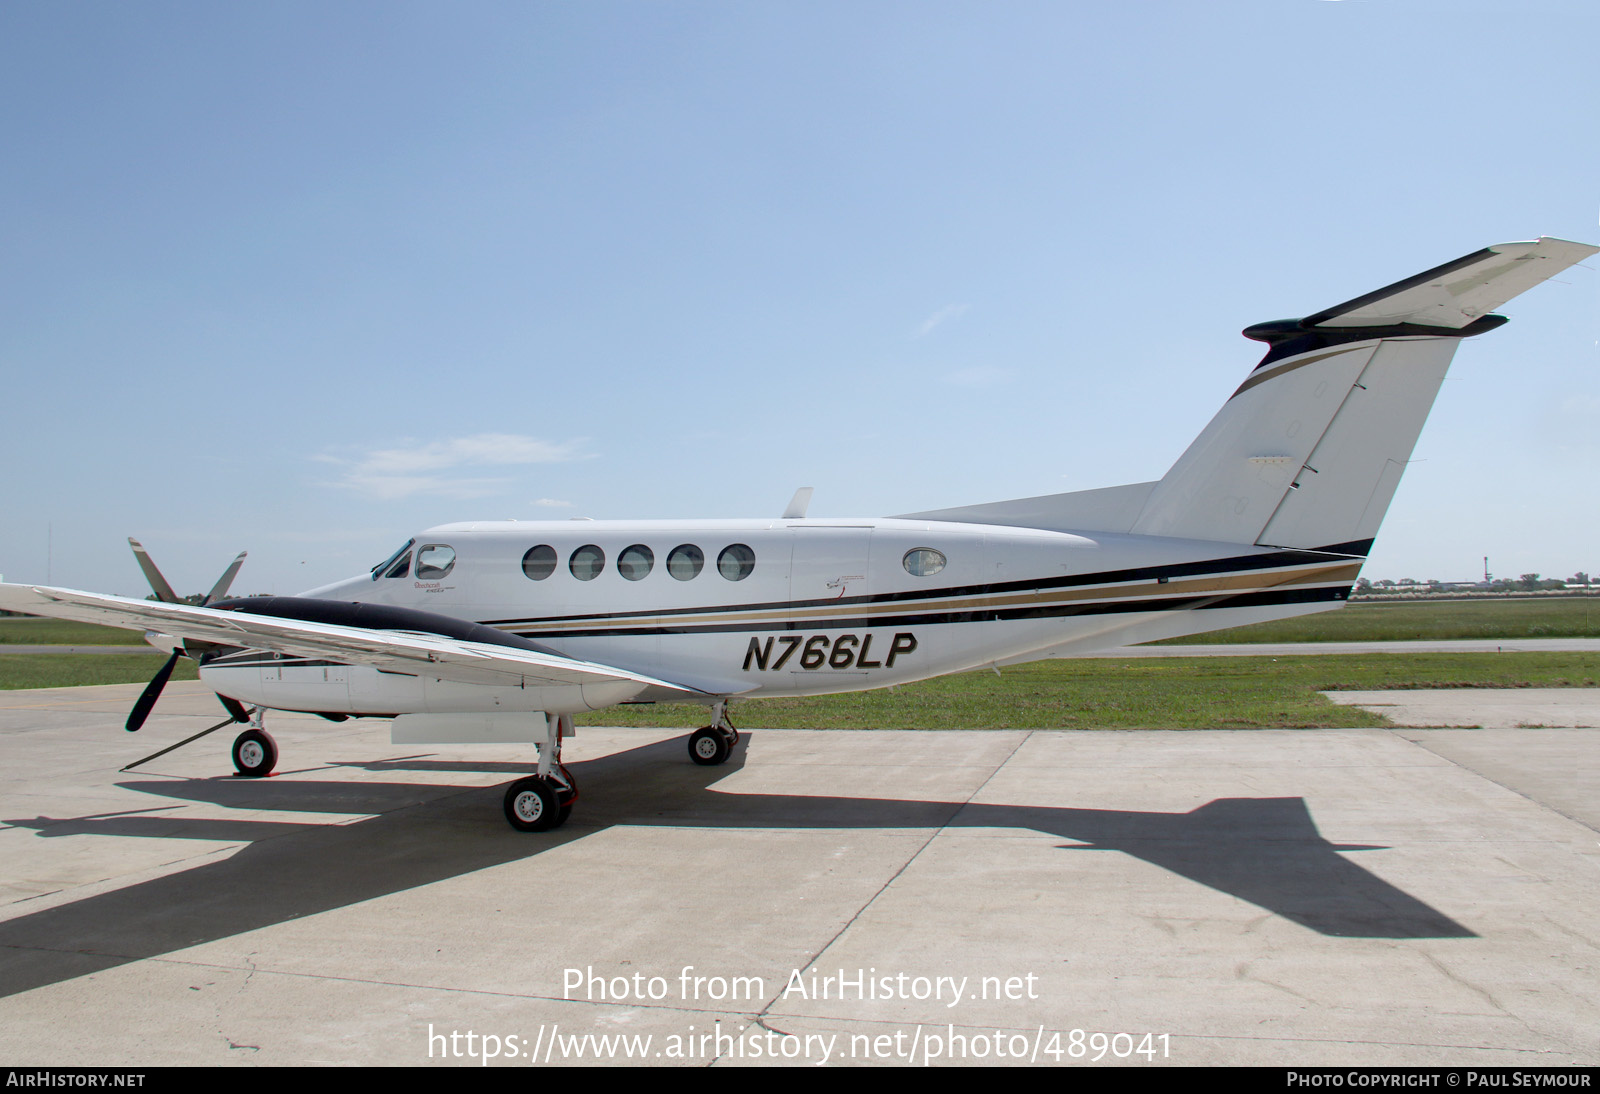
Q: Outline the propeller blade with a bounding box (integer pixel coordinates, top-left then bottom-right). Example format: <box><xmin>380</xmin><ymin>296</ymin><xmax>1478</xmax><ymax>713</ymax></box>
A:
<box><xmin>218</xmin><ymin>694</ymin><xmax>250</xmax><ymax>724</ymax></box>
<box><xmin>126</xmin><ymin>649</ymin><xmax>181</xmax><ymax>732</ymax></box>
<box><xmin>128</xmin><ymin>538</ymin><xmax>182</xmax><ymax>604</ymax></box>
<box><xmin>201</xmin><ymin>551</ymin><xmax>248</xmax><ymax>606</ymax></box>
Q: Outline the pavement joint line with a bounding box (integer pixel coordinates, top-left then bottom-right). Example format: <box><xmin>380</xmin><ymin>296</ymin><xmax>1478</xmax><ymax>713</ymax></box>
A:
<box><xmin>0</xmin><ymin>845</ymin><xmax>246</xmax><ymax>923</ymax></box>
<box><xmin>1416</xmin><ymin>948</ymin><xmax>1510</xmax><ymax>1017</ymax></box>
<box><xmin>1</xmin><ymin>888</ymin><xmax>65</xmax><ymax>907</ymax></box>
<box><xmin>767</xmin><ymin>1021</ymin><xmax>1548</xmax><ymax>1055</ymax></box>
<box><xmin>755</xmin><ymin>1010</ymin><xmax>1101</xmax><ymax>1037</ymax></box>
<box><xmin>1</xmin><ymin>699</ymin><xmax>142</xmax><ymax>710</ymax></box>
<box><xmin>744</xmin><ymin>730</ymin><xmax>1037</xmax><ymax>1037</ymax></box>
<box><xmin>1394</xmin><ymin>728</ymin><xmax>1600</xmax><ymax>838</ymax></box>
<box><xmin>95</xmin><ymin>954</ymin><xmax>785</xmax><ymax>1013</ymax></box>
<box><xmin>37</xmin><ymin>937</ymin><xmax>1575</xmax><ymax>1056</ymax></box>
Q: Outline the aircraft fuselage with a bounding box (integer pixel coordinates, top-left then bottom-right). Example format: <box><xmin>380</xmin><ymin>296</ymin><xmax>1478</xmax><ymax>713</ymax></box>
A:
<box><xmin>196</xmin><ymin>517</ymin><xmax>1361</xmax><ymax>717</ymax></box>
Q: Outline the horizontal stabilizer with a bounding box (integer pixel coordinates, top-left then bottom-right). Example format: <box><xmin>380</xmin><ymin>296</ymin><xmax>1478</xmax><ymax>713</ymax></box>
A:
<box><xmin>907</xmin><ymin>237</ymin><xmax>1594</xmax><ymax>553</ymax></box>
<box><xmin>1303</xmin><ymin>237</ymin><xmax>1596</xmax><ymax>329</ymax></box>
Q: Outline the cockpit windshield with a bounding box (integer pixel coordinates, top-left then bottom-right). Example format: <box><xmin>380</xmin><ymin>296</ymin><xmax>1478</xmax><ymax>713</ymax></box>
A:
<box><xmin>370</xmin><ymin>539</ymin><xmax>416</xmax><ymax>581</ymax></box>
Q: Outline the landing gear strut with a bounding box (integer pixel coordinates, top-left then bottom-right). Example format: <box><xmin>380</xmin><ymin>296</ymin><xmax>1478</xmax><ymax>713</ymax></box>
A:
<box><xmin>503</xmin><ymin>712</ymin><xmax>578</xmax><ymax>832</ymax></box>
<box><xmin>688</xmin><ymin>700</ymin><xmax>738</xmax><ymax>766</ymax></box>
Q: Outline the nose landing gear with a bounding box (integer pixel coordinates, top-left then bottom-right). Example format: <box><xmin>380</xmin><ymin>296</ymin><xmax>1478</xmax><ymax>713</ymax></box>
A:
<box><xmin>231</xmin><ymin>726</ymin><xmax>278</xmax><ymax>777</ymax></box>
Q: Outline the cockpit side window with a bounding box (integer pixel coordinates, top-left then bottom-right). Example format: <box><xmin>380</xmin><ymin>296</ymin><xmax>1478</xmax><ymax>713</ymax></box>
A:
<box><xmin>415</xmin><ymin>544</ymin><xmax>456</xmax><ymax>579</ymax></box>
<box><xmin>371</xmin><ymin>539</ymin><xmax>416</xmax><ymax>581</ymax></box>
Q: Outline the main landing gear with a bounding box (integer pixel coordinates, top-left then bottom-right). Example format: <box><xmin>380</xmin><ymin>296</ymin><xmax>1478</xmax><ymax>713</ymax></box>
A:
<box><xmin>687</xmin><ymin>700</ymin><xmax>738</xmax><ymax>767</ymax></box>
<box><xmin>503</xmin><ymin>712</ymin><xmax>579</xmax><ymax>832</ymax></box>
<box><xmin>501</xmin><ymin>702</ymin><xmax>738</xmax><ymax>833</ymax></box>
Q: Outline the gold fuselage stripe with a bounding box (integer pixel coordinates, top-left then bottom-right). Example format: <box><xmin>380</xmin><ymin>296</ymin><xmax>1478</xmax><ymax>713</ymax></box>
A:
<box><xmin>500</xmin><ymin>562</ymin><xmax>1360</xmax><ymax>635</ymax></box>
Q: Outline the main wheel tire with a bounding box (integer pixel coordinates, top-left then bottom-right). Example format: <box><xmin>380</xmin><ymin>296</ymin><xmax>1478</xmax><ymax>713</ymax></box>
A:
<box><xmin>688</xmin><ymin>726</ymin><xmax>731</xmax><ymax>766</ymax></box>
<box><xmin>504</xmin><ymin>776</ymin><xmax>562</xmax><ymax>832</ymax></box>
<box><xmin>231</xmin><ymin>729</ymin><xmax>277</xmax><ymax>777</ymax></box>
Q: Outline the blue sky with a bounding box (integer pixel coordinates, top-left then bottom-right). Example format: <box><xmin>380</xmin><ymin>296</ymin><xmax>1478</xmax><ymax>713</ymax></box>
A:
<box><xmin>2</xmin><ymin>1</ymin><xmax>1596</xmax><ymax>596</ymax></box>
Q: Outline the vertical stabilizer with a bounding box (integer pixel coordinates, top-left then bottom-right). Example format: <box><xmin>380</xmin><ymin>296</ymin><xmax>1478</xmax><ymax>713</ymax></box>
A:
<box><xmin>1128</xmin><ymin>237</ymin><xmax>1595</xmax><ymax>552</ymax></box>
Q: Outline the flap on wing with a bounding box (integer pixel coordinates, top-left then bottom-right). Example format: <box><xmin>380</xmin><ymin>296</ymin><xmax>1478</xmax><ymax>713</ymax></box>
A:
<box><xmin>1304</xmin><ymin>237</ymin><xmax>1597</xmax><ymax>330</ymax></box>
<box><xmin>0</xmin><ymin>583</ymin><xmax>711</xmax><ymax>698</ymax></box>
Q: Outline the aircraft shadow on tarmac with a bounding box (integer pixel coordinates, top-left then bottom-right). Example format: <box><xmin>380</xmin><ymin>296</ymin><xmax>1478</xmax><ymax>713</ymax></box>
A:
<box><xmin>0</xmin><ymin>733</ymin><xmax>1473</xmax><ymax>999</ymax></box>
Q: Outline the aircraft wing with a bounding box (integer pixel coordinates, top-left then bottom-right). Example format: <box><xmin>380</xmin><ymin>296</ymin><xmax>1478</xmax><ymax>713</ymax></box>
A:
<box><xmin>0</xmin><ymin>583</ymin><xmax>710</xmax><ymax>696</ymax></box>
<box><xmin>1303</xmin><ymin>236</ymin><xmax>1598</xmax><ymax>329</ymax></box>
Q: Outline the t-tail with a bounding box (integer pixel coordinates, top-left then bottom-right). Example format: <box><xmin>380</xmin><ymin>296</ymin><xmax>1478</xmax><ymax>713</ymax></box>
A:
<box><xmin>903</xmin><ymin>237</ymin><xmax>1597</xmax><ymax>556</ymax></box>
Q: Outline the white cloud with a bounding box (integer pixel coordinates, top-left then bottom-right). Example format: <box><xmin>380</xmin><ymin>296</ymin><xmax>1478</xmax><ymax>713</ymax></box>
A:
<box><xmin>319</xmin><ymin>433</ymin><xmax>586</xmax><ymax>500</ymax></box>
<box><xmin>534</xmin><ymin>498</ymin><xmax>574</xmax><ymax>508</ymax></box>
<box><xmin>913</xmin><ymin>303</ymin><xmax>969</xmax><ymax>339</ymax></box>
<box><xmin>356</xmin><ymin>434</ymin><xmax>583</xmax><ymax>474</ymax></box>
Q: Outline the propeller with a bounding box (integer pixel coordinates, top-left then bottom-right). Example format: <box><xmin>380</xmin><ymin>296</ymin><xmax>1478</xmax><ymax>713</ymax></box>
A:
<box><xmin>126</xmin><ymin>649</ymin><xmax>182</xmax><ymax>732</ymax></box>
<box><xmin>123</xmin><ymin>539</ymin><xmax>249</xmax><ymax>733</ymax></box>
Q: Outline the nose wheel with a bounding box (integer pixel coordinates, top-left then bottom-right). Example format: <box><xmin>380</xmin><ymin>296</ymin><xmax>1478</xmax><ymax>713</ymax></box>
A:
<box><xmin>231</xmin><ymin>728</ymin><xmax>277</xmax><ymax>777</ymax></box>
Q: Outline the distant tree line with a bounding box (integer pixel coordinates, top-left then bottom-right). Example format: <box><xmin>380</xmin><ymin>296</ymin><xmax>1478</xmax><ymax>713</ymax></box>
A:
<box><xmin>1355</xmin><ymin>572</ymin><xmax>1594</xmax><ymax>596</ymax></box>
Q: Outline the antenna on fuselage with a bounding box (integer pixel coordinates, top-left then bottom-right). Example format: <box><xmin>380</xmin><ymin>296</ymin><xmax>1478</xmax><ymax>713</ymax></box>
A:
<box><xmin>783</xmin><ymin>487</ymin><xmax>814</xmax><ymax>519</ymax></box>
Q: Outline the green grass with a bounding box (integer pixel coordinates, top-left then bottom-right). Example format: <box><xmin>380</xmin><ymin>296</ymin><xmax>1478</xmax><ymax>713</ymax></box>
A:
<box><xmin>5</xmin><ymin>595</ymin><xmax>1591</xmax><ymax>650</ymax></box>
<box><xmin>5</xmin><ymin>650</ymin><xmax>1591</xmax><ymax>728</ymax></box>
<box><xmin>0</xmin><ymin>654</ymin><xmax>199</xmax><ymax>690</ymax></box>
<box><xmin>1159</xmin><ymin>597</ymin><xmax>1600</xmax><ymax>644</ymax></box>
<box><xmin>0</xmin><ymin>618</ymin><xmax>150</xmax><ymax>645</ymax></box>
<box><xmin>578</xmin><ymin>653</ymin><xmax>1598</xmax><ymax>731</ymax></box>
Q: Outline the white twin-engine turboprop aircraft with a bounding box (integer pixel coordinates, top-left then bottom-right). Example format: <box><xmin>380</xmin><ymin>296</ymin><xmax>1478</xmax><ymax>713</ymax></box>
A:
<box><xmin>3</xmin><ymin>237</ymin><xmax>1594</xmax><ymax>831</ymax></box>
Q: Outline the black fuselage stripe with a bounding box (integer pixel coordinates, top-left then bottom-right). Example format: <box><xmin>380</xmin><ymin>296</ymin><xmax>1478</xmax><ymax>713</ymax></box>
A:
<box><xmin>481</xmin><ymin>546</ymin><xmax>1362</xmax><ymax>629</ymax></box>
<box><xmin>194</xmin><ymin>586</ymin><xmax>1347</xmax><ymax>662</ymax></box>
<box><xmin>504</xmin><ymin>585</ymin><xmax>1346</xmax><ymax>639</ymax></box>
